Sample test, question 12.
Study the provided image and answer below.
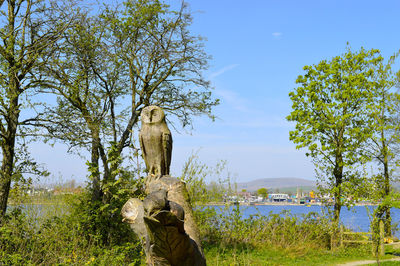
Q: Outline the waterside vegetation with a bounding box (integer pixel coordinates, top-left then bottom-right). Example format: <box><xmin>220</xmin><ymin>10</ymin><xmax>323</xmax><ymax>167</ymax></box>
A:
<box><xmin>2</xmin><ymin>189</ymin><xmax>400</xmax><ymax>265</ymax></box>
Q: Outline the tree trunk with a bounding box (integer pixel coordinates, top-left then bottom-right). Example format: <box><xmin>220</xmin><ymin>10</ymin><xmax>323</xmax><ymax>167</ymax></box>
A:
<box><xmin>0</xmin><ymin>138</ymin><xmax>16</xmax><ymax>218</ymax></box>
<box><xmin>0</xmin><ymin>95</ymin><xmax>19</xmax><ymax>218</ymax></box>
<box><xmin>90</xmin><ymin>127</ymin><xmax>102</xmax><ymax>201</ymax></box>
<box><xmin>0</xmin><ymin>0</ymin><xmax>18</xmax><ymax>220</ymax></box>
<box><xmin>333</xmin><ymin>195</ymin><xmax>341</xmax><ymax>226</ymax></box>
<box><xmin>383</xmin><ymin>153</ymin><xmax>391</xmax><ymax>237</ymax></box>
<box><xmin>331</xmin><ymin>153</ymin><xmax>343</xmax><ymax>249</ymax></box>
<box><xmin>333</xmin><ymin>154</ymin><xmax>343</xmax><ymax>226</ymax></box>
<box><xmin>385</xmin><ymin>208</ymin><xmax>391</xmax><ymax>236</ymax></box>
<box><xmin>382</xmin><ymin>127</ymin><xmax>391</xmax><ymax>237</ymax></box>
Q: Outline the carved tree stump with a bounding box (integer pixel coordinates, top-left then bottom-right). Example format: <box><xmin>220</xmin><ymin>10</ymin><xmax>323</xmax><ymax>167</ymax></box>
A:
<box><xmin>122</xmin><ymin>175</ymin><xmax>206</xmax><ymax>266</ymax></box>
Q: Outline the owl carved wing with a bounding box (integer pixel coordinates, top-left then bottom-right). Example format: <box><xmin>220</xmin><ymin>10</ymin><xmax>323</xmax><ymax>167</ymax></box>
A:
<box><xmin>162</xmin><ymin>132</ymin><xmax>172</xmax><ymax>175</ymax></box>
<box><xmin>139</xmin><ymin>131</ymin><xmax>149</xmax><ymax>170</ymax></box>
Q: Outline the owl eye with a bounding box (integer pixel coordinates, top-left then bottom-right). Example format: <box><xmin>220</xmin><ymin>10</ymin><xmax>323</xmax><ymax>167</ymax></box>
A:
<box><xmin>143</xmin><ymin>111</ymin><xmax>150</xmax><ymax>121</ymax></box>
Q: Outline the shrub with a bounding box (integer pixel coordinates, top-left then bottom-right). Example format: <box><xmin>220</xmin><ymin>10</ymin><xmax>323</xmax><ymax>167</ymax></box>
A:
<box><xmin>196</xmin><ymin>205</ymin><xmax>332</xmax><ymax>252</ymax></box>
<box><xmin>0</xmin><ymin>193</ymin><xmax>143</xmax><ymax>265</ymax></box>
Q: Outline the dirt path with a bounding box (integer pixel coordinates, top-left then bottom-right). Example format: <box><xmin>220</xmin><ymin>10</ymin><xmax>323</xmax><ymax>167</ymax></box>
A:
<box><xmin>337</xmin><ymin>257</ymin><xmax>400</xmax><ymax>265</ymax></box>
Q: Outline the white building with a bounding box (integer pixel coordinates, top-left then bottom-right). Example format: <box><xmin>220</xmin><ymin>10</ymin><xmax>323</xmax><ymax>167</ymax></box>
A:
<box><xmin>269</xmin><ymin>193</ymin><xmax>289</xmax><ymax>202</ymax></box>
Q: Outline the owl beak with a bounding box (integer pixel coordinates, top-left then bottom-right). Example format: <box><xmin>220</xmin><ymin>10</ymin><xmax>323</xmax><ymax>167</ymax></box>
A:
<box><xmin>149</xmin><ymin>109</ymin><xmax>154</xmax><ymax>122</ymax></box>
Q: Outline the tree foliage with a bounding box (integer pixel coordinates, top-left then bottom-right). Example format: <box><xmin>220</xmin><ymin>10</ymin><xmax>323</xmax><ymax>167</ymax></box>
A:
<box><xmin>180</xmin><ymin>152</ymin><xmax>230</xmax><ymax>206</ymax></box>
<box><xmin>366</xmin><ymin>53</ymin><xmax>400</xmax><ymax>237</ymax></box>
<box><xmin>287</xmin><ymin>47</ymin><xmax>384</xmax><ymax>223</ymax></box>
<box><xmin>0</xmin><ymin>0</ymin><xmax>73</xmax><ymax>218</ymax></box>
<box><xmin>39</xmin><ymin>0</ymin><xmax>218</xmax><ymax>205</ymax></box>
<box><xmin>257</xmin><ymin>188</ymin><xmax>268</xmax><ymax>198</ymax></box>
<box><xmin>257</xmin><ymin>187</ymin><xmax>268</xmax><ymax>198</ymax></box>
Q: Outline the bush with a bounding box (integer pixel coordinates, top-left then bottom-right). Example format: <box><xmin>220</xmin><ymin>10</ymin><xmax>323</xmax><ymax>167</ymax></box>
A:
<box><xmin>0</xmin><ymin>194</ymin><xmax>143</xmax><ymax>265</ymax></box>
<box><xmin>68</xmin><ymin>191</ymin><xmax>136</xmax><ymax>246</ymax></box>
<box><xmin>195</xmin><ymin>204</ymin><xmax>331</xmax><ymax>252</ymax></box>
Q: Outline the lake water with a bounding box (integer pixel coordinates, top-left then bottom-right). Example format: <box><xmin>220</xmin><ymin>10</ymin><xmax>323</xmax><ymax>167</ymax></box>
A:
<box><xmin>207</xmin><ymin>205</ymin><xmax>400</xmax><ymax>237</ymax></box>
<box><xmin>14</xmin><ymin>203</ymin><xmax>400</xmax><ymax>237</ymax></box>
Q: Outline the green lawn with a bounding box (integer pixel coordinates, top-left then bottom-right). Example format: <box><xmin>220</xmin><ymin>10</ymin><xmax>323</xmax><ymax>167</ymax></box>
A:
<box><xmin>204</xmin><ymin>244</ymin><xmax>399</xmax><ymax>266</ymax></box>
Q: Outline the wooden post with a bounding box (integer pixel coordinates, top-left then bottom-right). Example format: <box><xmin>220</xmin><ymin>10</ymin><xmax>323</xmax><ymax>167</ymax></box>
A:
<box><xmin>379</xmin><ymin>220</ymin><xmax>385</xmax><ymax>257</ymax></box>
<box><xmin>331</xmin><ymin>224</ymin><xmax>338</xmax><ymax>250</ymax></box>
<box><xmin>340</xmin><ymin>225</ymin><xmax>344</xmax><ymax>248</ymax></box>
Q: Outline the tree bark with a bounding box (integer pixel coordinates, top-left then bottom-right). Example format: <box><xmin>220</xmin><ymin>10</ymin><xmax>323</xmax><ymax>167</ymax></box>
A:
<box><xmin>381</xmin><ymin>126</ymin><xmax>391</xmax><ymax>237</ymax></box>
<box><xmin>383</xmin><ymin>149</ymin><xmax>391</xmax><ymax>237</ymax></box>
<box><xmin>0</xmin><ymin>130</ymin><xmax>17</xmax><ymax>217</ymax></box>
<box><xmin>333</xmin><ymin>154</ymin><xmax>343</xmax><ymax>226</ymax></box>
<box><xmin>385</xmin><ymin>208</ymin><xmax>391</xmax><ymax>237</ymax></box>
<box><xmin>90</xmin><ymin>127</ymin><xmax>102</xmax><ymax>202</ymax></box>
<box><xmin>0</xmin><ymin>84</ymin><xmax>19</xmax><ymax>217</ymax></box>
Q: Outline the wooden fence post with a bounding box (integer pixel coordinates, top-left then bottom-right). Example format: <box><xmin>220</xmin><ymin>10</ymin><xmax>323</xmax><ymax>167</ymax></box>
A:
<box><xmin>379</xmin><ymin>220</ymin><xmax>385</xmax><ymax>256</ymax></box>
<box><xmin>340</xmin><ymin>225</ymin><xmax>343</xmax><ymax>248</ymax></box>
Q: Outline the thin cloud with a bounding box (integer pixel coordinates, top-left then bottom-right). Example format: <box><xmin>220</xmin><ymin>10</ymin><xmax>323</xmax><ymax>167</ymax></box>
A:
<box><xmin>224</xmin><ymin>116</ymin><xmax>291</xmax><ymax>129</ymax></box>
<box><xmin>272</xmin><ymin>32</ymin><xmax>283</xmax><ymax>39</ymax></box>
<box><xmin>209</xmin><ymin>64</ymin><xmax>239</xmax><ymax>79</ymax></box>
<box><xmin>215</xmin><ymin>89</ymin><xmax>249</xmax><ymax>112</ymax></box>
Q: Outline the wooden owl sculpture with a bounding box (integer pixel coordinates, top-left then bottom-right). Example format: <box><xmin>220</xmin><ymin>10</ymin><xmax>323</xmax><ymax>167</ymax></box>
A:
<box><xmin>139</xmin><ymin>106</ymin><xmax>172</xmax><ymax>177</ymax></box>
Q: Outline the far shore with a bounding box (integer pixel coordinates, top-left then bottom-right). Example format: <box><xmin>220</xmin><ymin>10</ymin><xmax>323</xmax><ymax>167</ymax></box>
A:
<box><xmin>8</xmin><ymin>200</ymin><xmax>378</xmax><ymax>207</ymax></box>
<box><xmin>201</xmin><ymin>202</ymin><xmax>378</xmax><ymax>207</ymax></box>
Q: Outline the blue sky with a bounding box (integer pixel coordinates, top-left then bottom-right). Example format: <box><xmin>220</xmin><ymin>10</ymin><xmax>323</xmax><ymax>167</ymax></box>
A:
<box><xmin>33</xmin><ymin>0</ymin><xmax>400</xmax><ymax>185</ymax></box>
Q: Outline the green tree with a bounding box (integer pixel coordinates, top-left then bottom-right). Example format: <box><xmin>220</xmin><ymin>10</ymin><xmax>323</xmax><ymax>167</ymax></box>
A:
<box><xmin>367</xmin><ymin>54</ymin><xmax>400</xmax><ymax>237</ymax></box>
<box><xmin>287</xmin><ymin>47</ymin><xmax>383</xmax><ymax>225</ymax></box>
<box><xmin>257</xmin><ymin>187</ymin><xmax>268</xmax><ymax>198</ymax></box>
<box><xmin>180</xmin><ymin>152</ymin><xmax>209</xmax><ymax>206</ymax></box>
<box><xmin>42</xmin><ymin>0</ymin><xmax>218</xmax><ymax>204</ymax></box>
<box><xmin>41</xmin><ymin>10</ymin><xmax>122</xmax><ymax>202</ymax></box>
<box><xmin>0</xmin><ymin>0</ymin><xmax>72</xmax><ymax>218</ymax></box>
<box><xmin>180</xmin><ymin>152</ymin><xmax>230</xmax><ymax>205</ymax></box>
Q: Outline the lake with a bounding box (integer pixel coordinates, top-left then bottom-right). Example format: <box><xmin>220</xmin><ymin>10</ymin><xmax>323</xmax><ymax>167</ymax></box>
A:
<box><xmin>207</xmin><ymin>205</ymin><xmax>400</xmax><ymax>237</ymax></box>
<box><xmin>15</xmin><ymin>203</ymin><xmax>400</xmax><ymax>237</ymax></box>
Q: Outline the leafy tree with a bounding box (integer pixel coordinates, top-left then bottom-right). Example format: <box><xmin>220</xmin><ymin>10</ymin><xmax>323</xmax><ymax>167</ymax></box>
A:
<box><xmin>180</xmin><ymin>152</ymin><xmax>230</xmax><ymax>205</ymax></box>
<box><xmin>41</xmin><ymin>0</ymin><xmax>218</xmax><ymax>204</ymax></box>
<box><xmin>287</xmin><ymin>47</ymin><xmax>384</xmax><ymax>225</ymax></box>
<box><xmin>41</xmin><ymin>10</ymin><xmax>122</xmax><ymax>202</ymax></box>
<box><xmin>0</xmin><ymin>0</ymin><xmax>72</xmax><ymax>218</ymax></box>
<box><xmin>367</xmin><ymin>54</ymin><xmax>400</xmax><ymax>237</ymax></box>
<box><xmin>180</xmin><ymin>152</ymin><xmax>209</xmax><ymax>206</ymax></box>
<box><xmin>257</xmin><ymin>187</ymin><xmax>268</xmax><ymax>198</ymax></box>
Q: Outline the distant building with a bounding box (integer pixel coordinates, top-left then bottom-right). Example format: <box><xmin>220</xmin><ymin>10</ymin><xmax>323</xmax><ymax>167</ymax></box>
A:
<box><xmin>223</xmin><ymin>195</ymin><xmax>238</xmax><ymax>203</ymax></box>
<box><xmin>237</xmin><ymin>191</ymin><xmax>252</xmax><ymax>200</ymax></box>
<box><xmin>269</xmin><ymin>193</ymin><xmax>289</xmax><ymax>202</ymax></box>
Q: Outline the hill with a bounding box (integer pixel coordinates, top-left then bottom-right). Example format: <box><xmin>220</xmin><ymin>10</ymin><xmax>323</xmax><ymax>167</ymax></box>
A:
<box><xmin>235</xmin><ymin>177</ymin><xmax>316</xmax><ymax>192</ymax></box>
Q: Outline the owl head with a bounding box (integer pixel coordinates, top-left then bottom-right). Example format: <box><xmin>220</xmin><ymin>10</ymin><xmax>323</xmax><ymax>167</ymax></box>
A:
<box><xmin>141</xmin><ymin>106</ymin><xmax>166</xmax><ymax>124</ymax></box>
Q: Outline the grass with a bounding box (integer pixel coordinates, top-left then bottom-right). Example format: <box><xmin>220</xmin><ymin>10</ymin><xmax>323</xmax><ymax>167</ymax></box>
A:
<box><xmin>367</xmin><ymin>263</ymin><xmax>400</xmax><ymax>266</ymax></box>
<box><xmin>203</xmin><ymin>242</ymin><xmax>400</xmax><ymax>266</ymax></box>
<box><xmin>203</xmin><ymin>244</ymin><xmax>380</xmax><ymax>266</ymax></box>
